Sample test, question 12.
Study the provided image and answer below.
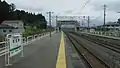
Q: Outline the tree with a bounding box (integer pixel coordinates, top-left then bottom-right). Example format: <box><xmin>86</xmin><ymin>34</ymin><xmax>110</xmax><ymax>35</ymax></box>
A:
<box><xmin>117</xmin><ymin>18</ymin><xmax>120</xmax><ymax>24</ymax></box>
<box><xmin>0</xmin><ymin>0</ymin><xmax>10</xmax><ymax>22</ymax></box>
<box><xmin>0</xmin><ymin>1</ymin><xmax>47</xmax><ymax>29</ymax></box>
<box><xmin>10</xmin><ymin>3</ymin><xmax>16</xmax><ymax>11</ymax></box>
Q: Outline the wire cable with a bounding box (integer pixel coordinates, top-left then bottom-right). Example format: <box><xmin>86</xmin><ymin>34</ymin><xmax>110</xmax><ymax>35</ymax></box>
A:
<box><xmin>79</xmin><ymin>0</ymin><xmax>91</xmax><ymax>14</ymax></box>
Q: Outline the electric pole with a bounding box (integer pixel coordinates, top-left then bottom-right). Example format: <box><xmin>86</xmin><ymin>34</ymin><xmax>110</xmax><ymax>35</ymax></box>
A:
<box><xmin>103</xmin><ymin>4</ymin><xmax>106</xmax><ymax>32</ymax></box>
<box><xmin>88</xmin><ymin>16</ymin><xmax>90</xmax><ymax>32</ymax></box>
<box><xmin>82</xmin><ymin>16</ymin><xmax>85</xmax><ymax>27</ymax></box>
<box><xmin>104</xmin><ymin>4</ymin><xmax>106</xmax><ymax>26</ymax></box>
<box><xmin>56</xmin><ymin>16</ymin><xmax>58</xmax><ymax>32</ymax></box>
<box><xmin>47</xmin><ymin>11</ymin><xmax>53</xmax><ymax>38</ymax></box>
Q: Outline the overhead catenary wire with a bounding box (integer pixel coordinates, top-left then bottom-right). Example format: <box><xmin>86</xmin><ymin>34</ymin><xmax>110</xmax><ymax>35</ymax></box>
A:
<box><xmin>81</xmin><ymin>12</ymin><xmax>103</xmax><ymax>27</ymax></box>
<box><xmin>90</xmin><ymin>10</ymin><xmax>103</xmax><ymax>22</ymax></box>
<box><xmin>79</xmin><ymin>0</ymin><xmax>91</xmax><ymax>14</ymax></box>
<box><xmin>90</xmin><ymin>15</ymin><xmax>102</xmax><ymax>22</ymax></box>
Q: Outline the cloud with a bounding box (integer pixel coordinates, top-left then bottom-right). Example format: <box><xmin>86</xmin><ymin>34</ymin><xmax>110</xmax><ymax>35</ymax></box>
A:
<box><xmin>5</xmin><ymin>0</ymin><xmax>47</xmax><ymax>13</ymax></box>
<box><xmin>5</xmin><ymin>0</ymin><xmax>120</xmax><ymax>26</ymax></box>
<box><xmin>6</xmin><ymin>0</ymin><xmax>120</xmax><ymax>15</ymax></box>
<box><xmin>91</xmin><ymin>0</ymin><xmax>120</xmax><ymax>12</ymax></box>
<box><xmin>107</xmin><ymin>1</ymin><xmax>120</xmax><ymax>12</ymax></box>
<box><xmin>16</xmin><ymin>5</ymin><xmax>44</xmax><ymax>13</ymax></box>
<box><xmin>64</xmin><ymin>10</ymin><xmax>74</xmax><ymax>14</ymax></box>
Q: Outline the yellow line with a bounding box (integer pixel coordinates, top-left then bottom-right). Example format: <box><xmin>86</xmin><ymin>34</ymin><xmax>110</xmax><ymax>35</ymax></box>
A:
<box><xmin>56</xmin><ymin>31</ymin><xmax>66</xmax><ymax>68</ymax></box>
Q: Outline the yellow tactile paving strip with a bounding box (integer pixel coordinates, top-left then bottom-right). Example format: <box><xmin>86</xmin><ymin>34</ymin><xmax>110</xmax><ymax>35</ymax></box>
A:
<box><xmin>56</xmin><ymin>31</ymin><xmax>66</xmax><ymax>68</ymax></box>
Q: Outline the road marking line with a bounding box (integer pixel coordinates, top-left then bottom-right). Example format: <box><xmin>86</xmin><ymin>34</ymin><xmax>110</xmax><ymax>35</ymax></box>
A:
<box><xmin>56</xmin><ymin>31</ymin><xmax>66</xmax><ymax>68</ymax></box>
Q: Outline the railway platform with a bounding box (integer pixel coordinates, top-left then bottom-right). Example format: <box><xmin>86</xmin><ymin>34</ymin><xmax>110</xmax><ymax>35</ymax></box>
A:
<box><xmin>0</xmin><ymin>31</ymin><xmax>83</xmax><ymax>68</ymax></box>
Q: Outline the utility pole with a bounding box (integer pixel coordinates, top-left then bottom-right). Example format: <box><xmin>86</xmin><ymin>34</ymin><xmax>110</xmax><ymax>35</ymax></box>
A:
<box><xmin>47</xmin><ymin>11</ymin><xmax>53</xmax><ymax>38</ymax></box>
<box><xmin>56</xmin><ymin>16</ymin><xmax>58</xmax><ymax>26</ymax></box>
<box><xmin>56</xmin><ymin>16</ymin><xmax>58</xmax><ymax>32</ymax></box>
<box><xmin>104</xmin><ymin>4</ymin><xmax>106</xmax><ymax>26</ymax></box>
<box><xmin>88</xmin><ymin>16</ymin><xmax>90</xmax><ymax>32</ymax></box>
<box><xmin>82</xmin><ymin>16</ymin><xmax>85</xmax><ymax>28</ymax></box>
<box><xmin>103</xmin><ymin>4</ymin><xmax>106</xmax><ymax>33</ymax></box>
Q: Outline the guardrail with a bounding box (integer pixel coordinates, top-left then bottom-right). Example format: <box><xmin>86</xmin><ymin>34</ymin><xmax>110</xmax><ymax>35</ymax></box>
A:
<box><xmin>0</xmin><ymin>31</ymin><xmax>56</xmax><ymax>57</ymax></box>
<box><xmin>0</xmin><ymin>47</ymin><xmax>6</xmax><ymax>56</ymax></box>
<box><xmin>0</xmin><ymin>41</ymin><xmax>6</xmax><ymax>44</ymax></box>
<box><xmin>0</xmin><ymin>42</ymin><xmax>6</xmax><ymax>56</ymax></box>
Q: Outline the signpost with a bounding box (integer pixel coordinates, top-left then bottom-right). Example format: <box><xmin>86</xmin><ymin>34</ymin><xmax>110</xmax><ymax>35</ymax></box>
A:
<box><xmin>5</xmin><ymin>33</ymin><xmax>23</xmax><ymax>66</ymax></box>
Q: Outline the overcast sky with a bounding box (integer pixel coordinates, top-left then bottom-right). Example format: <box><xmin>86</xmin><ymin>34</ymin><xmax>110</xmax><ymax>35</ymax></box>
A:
<box><xmin>4</xmin><ymin>0</ymin><xmax>120</xmax><ymax>26</ymax></box>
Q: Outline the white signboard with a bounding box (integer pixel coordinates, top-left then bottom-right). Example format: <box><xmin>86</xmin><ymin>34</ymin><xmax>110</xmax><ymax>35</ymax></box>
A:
<box><xmin>6</xmin><ymin>33</ymin><xmax>23</xmax><ymax>57</ymax></box>
<box><xmin>5</xmin><ymin>33</ymin><xmax>24</xmax><ymax>66</ymax></box>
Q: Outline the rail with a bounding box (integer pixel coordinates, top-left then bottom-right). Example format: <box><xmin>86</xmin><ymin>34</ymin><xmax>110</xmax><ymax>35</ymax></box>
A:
<box><xmin>65</xmin><ymin>32</ymin><xmax>110</xmax><ymax>68</ymax></box>
<box><xmin>73</xmin><ymin>32</ymin><xmax>120</xmax><ymax>53</ymax></box>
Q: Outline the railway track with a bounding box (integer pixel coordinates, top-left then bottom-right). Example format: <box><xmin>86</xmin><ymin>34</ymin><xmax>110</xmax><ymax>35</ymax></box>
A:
<box><xmin>84</xmin><ymin>33</ymin><xmax>120</xmax><ymax>49</ymax></box>
<box><xmin>86</xmin><ymin>33</ymin><xmax>120</xmax><ymax>45</ymax></box>
<box><xmin>65</xmin><ymin>32</ymin><xmax>110</xmax><ymax>68</ymax></box>
<box><xmin>70</xmin><ymin>32</ymin><xmax>120</xmax><ymax>53</ymax></box>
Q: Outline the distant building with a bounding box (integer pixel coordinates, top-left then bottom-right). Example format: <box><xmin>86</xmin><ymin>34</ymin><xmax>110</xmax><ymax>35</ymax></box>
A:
<box><xmin>57</xmin><ymin>20</ymin><xmax>80</xmax><ymax>31</ymax></box>
<box><xmin>105</xmin><ymin>22</ymin><xmax>120</xmax><ymax>30</ymax></box>
<box><xmin>96</xmin><ymin>22</ymin><xmax>120</xmax><ymax>31</ymax></box>
<box><xmin>0</xmin><ymin>20</ymin><xmax>24</xmax><ymax>36</ymax></box>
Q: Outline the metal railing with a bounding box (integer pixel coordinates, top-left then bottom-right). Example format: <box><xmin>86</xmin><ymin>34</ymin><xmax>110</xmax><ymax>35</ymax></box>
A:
<box><xmin>81</xmin><ymin>31</ymin><xmax>120</xmax><ymax>40</ymax></box>
<box><xmin>0</xmin><ymin>31</ymin><xmax>56</xmax><ymax>57</ymax></box>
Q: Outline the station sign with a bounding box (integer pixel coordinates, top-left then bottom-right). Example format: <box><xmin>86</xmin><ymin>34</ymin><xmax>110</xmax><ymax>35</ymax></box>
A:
<box><xmin>6</xmin><ymin>33</ymin><xmax>23</xmax><ymax>57</ymax></box>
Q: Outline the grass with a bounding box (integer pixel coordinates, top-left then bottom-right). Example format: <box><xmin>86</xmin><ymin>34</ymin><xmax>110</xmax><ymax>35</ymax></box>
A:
<box><xmin>22</xmin><ymin>26</ymin><xmax>54</xmax><ymax>37</ymax></box>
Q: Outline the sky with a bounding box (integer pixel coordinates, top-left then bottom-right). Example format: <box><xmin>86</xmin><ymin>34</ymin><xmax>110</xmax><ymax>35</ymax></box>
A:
<box><xmin>4</xmin><ymin>0</ymin><xmax>120</xmax><ymax>26</ymax></box>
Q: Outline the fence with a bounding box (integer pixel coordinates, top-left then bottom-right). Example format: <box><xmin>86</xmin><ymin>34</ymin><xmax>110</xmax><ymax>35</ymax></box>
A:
<box><xmin>81</xmin><ymin>31</ymin><xmax>120</xmax><ymax>40</ymax></box>
<box><xmin>0</xmin><ymin>31</ymin><xmax>56</xmax><ymax>57</ymax></box>
<box><xmin>90</xmin><ymin>31</ymin><xmax>120</xmax><ymax>37</ymax></box>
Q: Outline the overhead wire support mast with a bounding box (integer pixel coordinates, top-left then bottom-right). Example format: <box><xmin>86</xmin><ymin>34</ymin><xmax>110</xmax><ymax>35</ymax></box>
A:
<box><xmin>104</xmin><ymin>4</ymin><xmax>106</xmax><ymax>26</ymax></box>
<box><xmin>103</xmin><ymin>4</ymin><xmax>106</xmax><ymax>33</ymax></box>
<box><xmin>47</xmin><ymin>11</ymin><xmax>53</xmax><ymax>38</ymax></box>
<box><xmin>87</xmin><ymin>16</ymin><xmax>90</xmax><ymax>32</ymax></box>
<box><xmin>56</xmin><ymin>16</ymin><xmax>58</xmax><ymax>32</ymax></box>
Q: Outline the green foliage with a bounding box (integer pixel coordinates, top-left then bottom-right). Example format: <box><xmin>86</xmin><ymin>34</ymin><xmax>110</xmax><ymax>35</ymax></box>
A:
<box><xmin>0</xmin><ymin>0</ymin><xmax>52</xmax><ymax>37</ymax></box>
<box><xmin>22</xmin><ymin>25</ymin><xmax>54</xmax><ymax>37</ymax></box>
<box><xmin>0</xmin><ymin>1</ymin><xmax>47</xmax><ymax>29</ymax></box>
<box><xmin>117</xmin><ymin>18</ymin><xmax>120</xmax><ymax>24</ymax></box>
<box><xmin>23</xmin><ymin>26</ymin><xmax>44</xmax><ymax>37</ymax></box>
<box><xmin>0</xmin><ymin>1</ymin><xmax>11</xmax><ymax>22</ymax></box>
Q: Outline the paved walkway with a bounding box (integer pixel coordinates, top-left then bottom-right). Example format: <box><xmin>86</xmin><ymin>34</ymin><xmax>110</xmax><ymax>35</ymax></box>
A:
<box><xmin>0</xmin><ymin>32</ymin><xmax>60</xmax><ymax>68</ymax></box>
<box><xmin>0</xmin><ymin>32</ymin><xmax>83</xmax><ymax>68</ymax></box>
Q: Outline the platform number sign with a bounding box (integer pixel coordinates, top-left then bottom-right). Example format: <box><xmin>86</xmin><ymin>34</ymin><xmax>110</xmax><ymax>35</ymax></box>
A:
<box><xmin>5</xmin><ymin>33</ymin><xmax>23</xmax><ymax>66</ymax></box>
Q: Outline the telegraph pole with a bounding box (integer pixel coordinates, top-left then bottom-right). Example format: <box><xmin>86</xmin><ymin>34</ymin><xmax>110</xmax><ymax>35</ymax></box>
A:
<box><xmin>88</xmin><ymin>16</ymin><xmax>90</xmax><ymax>32</ymax></box>
<box><xmin>47</xmin><ymin>11</ymin><xmax>53</xmax><ymax>38</ymax></box>
<box><xmin>103</xmin><ymin>4</ymin><xmax>106</xmax><ymax>32</ymax></box>
<box><xmin>56</xmin><ymin>16</ymin><xmax>58</xmax><ymax>26</ymax></box>
<box><xmin>104</xmin><ymin>4</ymin><xmax>106</xmax><ymax>26</ymax></box>
<box><xmin>56</xmin><ymin>15</ymin><xmax>58</xmax><ymax>32</ymax></box>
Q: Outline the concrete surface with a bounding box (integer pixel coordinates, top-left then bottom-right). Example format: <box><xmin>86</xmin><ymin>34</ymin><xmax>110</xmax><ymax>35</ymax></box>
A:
<box><xmin>0</xmin><ymin>31</ymin><xmax>86</xmax><ymax>68</ymax></box>
<box><xmin>0</xmin><ymin>33</ymin><xmax>60</xmax><ymax>68</ymax></box>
